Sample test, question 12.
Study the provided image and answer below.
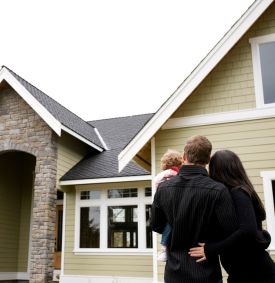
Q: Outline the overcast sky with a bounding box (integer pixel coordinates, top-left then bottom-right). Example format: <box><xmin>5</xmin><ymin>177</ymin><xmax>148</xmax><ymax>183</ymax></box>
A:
<box><xmin>1</xmin><ymin>0</ymin><xmax>255</xmax><ymax>121</ymax></box>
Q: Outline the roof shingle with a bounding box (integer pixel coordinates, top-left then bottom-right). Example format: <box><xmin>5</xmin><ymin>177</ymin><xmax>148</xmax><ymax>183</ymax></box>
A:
<box><xmin>4</xmin><ymin>66</ymin><xmax>103</xmax><ymax>148</ymax></box>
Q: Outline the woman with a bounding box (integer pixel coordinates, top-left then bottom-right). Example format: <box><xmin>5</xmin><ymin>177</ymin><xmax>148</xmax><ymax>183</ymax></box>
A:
<box><xmin>189</xmin><ymin>150</ymin><xmax>275</xmax><ymax>283</ymax></box>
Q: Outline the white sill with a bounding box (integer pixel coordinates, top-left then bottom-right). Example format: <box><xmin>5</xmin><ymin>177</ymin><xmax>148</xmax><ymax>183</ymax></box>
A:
<box><xmin>258</xmin><ymin>103</ymin><xmax>275</xmax><ymax>109</ymax></box>
<box><xmin>73</xmin><ymin>249</ymin><xmax>153</xmax><ymax>256</ymax></box>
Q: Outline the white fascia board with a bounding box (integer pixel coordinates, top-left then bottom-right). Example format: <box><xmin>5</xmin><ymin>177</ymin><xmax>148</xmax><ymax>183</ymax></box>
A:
<box><xmin>162</xmin><ymin>106</ymin><xmax>275</xmax><ymax>129</ymax></box>
<box><xmin>118</xmin><ymin>0</ymin><xmax>273</xmax><ymax>172</ymax></box>
<box><xmin>60</xmin><ymin>125</ymin><xmax>103</xmax><ymax>152</ymax></box>
<box><xmin>94</xmin><ymin>127</ymin><xmax>109</xmax><ymax>150</ymax></box>
<box><xmin>60</xmin><ymin>175</ymin><xmax>152</xmax><ymax>186</ymax></box>
<box><xmin>0</xmin><ymin>67</ymin><xmax>61</xmax><ymax>136</ymax></box>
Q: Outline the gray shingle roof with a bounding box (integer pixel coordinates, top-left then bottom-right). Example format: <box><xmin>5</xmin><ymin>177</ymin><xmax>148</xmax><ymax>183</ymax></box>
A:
<box><xmin>3</xmin><ymin>66</ymin><xmax>103</xmax><ymax>148</ymax></box>
<box><xmin>61</xmin><ymin>114</ymin><xmax>154</xmax><ymax>180</ymax></box>
<box><xmin>90</xmin><ymin>114</ymin><xmax>154</xmax><ymax>150</ymax></box>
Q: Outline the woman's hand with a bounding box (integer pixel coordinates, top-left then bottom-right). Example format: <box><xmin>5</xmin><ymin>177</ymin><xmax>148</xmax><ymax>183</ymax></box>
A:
<box><xmin>189</xmin><ymin>243</ymin><xmax>207</xmax><ymax>262</ymax></box>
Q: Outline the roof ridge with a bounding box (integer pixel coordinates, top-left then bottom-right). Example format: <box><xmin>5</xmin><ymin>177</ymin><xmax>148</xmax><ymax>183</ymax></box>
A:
<box><xmin>88</xmin><ymin>113</ymin><xmax>154</xmax><ymax>123</ymax></box>
<box><xmin>2</xmin><ymin>65</ymin><xmax>96</xmax><ymax>130</ymax></box>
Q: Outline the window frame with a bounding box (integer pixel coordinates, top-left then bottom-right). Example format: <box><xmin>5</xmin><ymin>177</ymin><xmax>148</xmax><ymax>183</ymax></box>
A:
<box><xmin>261</xmin><ymin>171</ymin><xmax>275</xmax><ymax>254</ymax></box>
<box><xmin>74</xmin><ymin>184</ymin><xmax>153</xmax><ymax>255</ymax></box>
<box><xmin>249</xmin><ymin>33</ymin><xmax>275</xmax><ymax>108</ymax></box>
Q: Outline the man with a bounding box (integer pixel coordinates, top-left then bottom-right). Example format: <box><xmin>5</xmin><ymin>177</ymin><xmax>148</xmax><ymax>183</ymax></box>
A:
<box><xmin>151</xmin><ymin>135</ymin><xmax>238</xmax><ymax>283</ymax></box>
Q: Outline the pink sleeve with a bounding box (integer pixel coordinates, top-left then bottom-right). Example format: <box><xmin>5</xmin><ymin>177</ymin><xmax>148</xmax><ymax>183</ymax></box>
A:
<box><xmin>155</xmin><ymin>170</ymin><xmax>171</xmax><ymax>186</ymax></box>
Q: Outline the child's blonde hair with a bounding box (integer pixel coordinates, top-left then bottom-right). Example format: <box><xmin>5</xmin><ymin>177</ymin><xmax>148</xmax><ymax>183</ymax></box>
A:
<box><xmin>161</xmin><ymin>149</ymin><xmax>183</xmax><ymax>171</ymax></box>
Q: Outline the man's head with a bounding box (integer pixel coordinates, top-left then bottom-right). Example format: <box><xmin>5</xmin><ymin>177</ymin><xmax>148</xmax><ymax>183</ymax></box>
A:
<box><xmin>183</xmin><ymin>135</ymin><xmax>212</xmax><ymax>167</ymax></box>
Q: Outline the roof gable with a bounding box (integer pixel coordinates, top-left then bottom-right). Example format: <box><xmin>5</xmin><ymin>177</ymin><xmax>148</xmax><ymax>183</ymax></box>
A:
<box><xmin>118</xmin><ymin>0</ymin><xmax>274</xmax><ymax>172</ymax></box>
<box><xmin>61</xmin><ymin>114</ymin><xmax>153</xmax><ymax>181</ymax></box>
<box><xmin>0</xmin><ymin>66</ymin><xmax>104</xmax><ymax>151</ymax></box>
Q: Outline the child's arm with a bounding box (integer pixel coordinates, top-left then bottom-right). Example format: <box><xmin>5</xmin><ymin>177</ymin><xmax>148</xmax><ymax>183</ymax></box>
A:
<box><xmin>155</xmin><ymin>170</ymin><xmax>175</xmax><ymax>186</ymax></box>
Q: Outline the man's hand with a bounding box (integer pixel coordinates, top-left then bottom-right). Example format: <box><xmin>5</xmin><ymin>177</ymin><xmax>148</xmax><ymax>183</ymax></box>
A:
<box><xmin>189</xmin><ymin>243</ymin><xmax>207</xmax><ymax>262</ymax></box>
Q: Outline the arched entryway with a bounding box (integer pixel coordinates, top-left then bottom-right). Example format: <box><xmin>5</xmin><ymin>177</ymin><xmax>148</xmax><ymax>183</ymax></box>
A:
<box><xmin>0</xmin><ymin>151</ymin><xmax>36</xmax><ymax>281</ymax></box>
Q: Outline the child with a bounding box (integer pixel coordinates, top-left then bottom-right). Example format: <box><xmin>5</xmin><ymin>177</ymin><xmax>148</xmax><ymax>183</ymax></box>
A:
<box><xmin>155</xmin><ymin>149</ymin><xmax>183</xmax><ymax>261</ymax></box>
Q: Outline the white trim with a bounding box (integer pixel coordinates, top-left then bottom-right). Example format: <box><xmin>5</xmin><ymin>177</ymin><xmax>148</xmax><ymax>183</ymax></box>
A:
<box><xmin>261</xmin><ymin>171</ymin><xmax>275</xmax><ymax>251</ymax></box>
<box><xmin>60</xmin><ymin>175</ymin><xmax>152</xmax><ymax>186</ymax></box>
<box><xmin>0</xmin><ymin>67</ymin><xmax>103</xmax><ymax>151</ymax></box>
<box><xmin>118</xmin><ymin>0</ymin><xmax>273</xmax><ymax>172</ymax></box>
<box><xmin>54</xmin><ymin>269</ymin><xmax>61</xmax><ymax>282</ymax></box>
<box><xmin>151</xmin><ymin>138</ymin><xmax>158</xmax><ymax>283</ymax></box>
<box><xmin>162</xmin><ymin>105</ymin><xmax>275</xmax><ymax>129</ymax></box>
<box><xmin>61</xmin><ymin>193</ymin><xmax>66</xmax><ymax>276</ymax></box>
<box><xmin>94</xmin><ymin>127</ymin><xmax>109</xmax><ymax>150</ymax></box>
<box><xmin>0</xmin><ymin>67</ymin><xmax>62</xmax><ymax>136</ymax></box>
<box><xmin>249</xmin><ymin>33</ymin><xmax>275</xmax><ymax>108</ymax></box>
<box><xmin>73</xmin><ymin>249</ymin><xmax>153</xmax><ymax>256</ymax></box>
<box><xmin>59</xmin><ymin>274</ymin><xmax>153</xmax><ymax>283</ymax></box>
<box><xmin>0</xmin><ymin>272</ymin><xmax>30</xmax><ymax>280</ymax></box>
<box><xmin>60</xmin><ymin>125</ymin><xmax>103</xmax><ymax>152</ymax></box>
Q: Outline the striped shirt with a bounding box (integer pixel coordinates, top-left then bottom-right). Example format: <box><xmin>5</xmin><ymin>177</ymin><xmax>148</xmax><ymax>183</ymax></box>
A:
<box><xmin>151</xmin><ymin>165</ymin><xmax>238</xmax><ymax>283</ymax></box>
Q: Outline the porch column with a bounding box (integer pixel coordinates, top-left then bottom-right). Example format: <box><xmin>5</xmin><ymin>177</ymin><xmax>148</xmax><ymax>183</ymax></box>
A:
<box><xmin>30</xmin><ymin>136</ymin><xmax>58</xmax><ymax>283</ymax></box>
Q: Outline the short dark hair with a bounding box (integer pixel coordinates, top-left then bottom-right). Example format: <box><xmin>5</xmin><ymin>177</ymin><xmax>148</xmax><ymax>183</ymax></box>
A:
<box><xmin>184</xmin><ymin>135</ymin><xmax>212</xmax><ymax>165</ymax></box>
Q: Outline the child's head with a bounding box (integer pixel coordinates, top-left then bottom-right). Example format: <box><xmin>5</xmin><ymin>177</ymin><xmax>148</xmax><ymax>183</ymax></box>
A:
<box><xmin>161</xmin><ymin>149</ymin><xmax>183</xmax><ymax>171</ymax></box>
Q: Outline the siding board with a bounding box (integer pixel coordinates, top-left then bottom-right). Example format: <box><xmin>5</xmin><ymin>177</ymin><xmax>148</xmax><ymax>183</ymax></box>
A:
<box><xmin>155</xmin><ymin>118</ymin><xmax>275</xmax><ymax>282</ymax></box>
<box><xmin>172</xmin><ymin>2</ymin><xmax>275</xmax><ymax>119</ymax></box>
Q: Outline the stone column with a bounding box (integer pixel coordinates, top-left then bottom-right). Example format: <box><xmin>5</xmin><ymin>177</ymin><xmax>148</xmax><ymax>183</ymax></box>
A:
<box><xmin>29</xmin><ymin>133</ymin><xmax>58</xmax><ymax>283</ymax></box>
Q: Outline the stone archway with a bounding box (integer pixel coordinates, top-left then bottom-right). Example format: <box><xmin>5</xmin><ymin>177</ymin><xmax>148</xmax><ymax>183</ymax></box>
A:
<box><xmin>0</xmin><ymin>83</ymin><xmax>59</xmax><ymax>283</ymax></box>
<box><xmin>0</xmin><ymin>151</ymin><xmax>36</xmax><ymax>279</ymax></box>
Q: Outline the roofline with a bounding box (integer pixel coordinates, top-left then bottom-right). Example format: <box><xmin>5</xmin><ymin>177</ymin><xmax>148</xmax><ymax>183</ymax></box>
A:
<box><xmin>118</xmin><ymin>0</ymin><xmax>273</xmax><ymax>172</ymax></box>
<box><xmin>59</xmin><ymin>174</ymin><xmax>152</xmax><ymax>185</ymax></box>
<box><xmin>0</xmin><ymin>66</ymin><xmax>104</xmax><ymax>152</ymax></box>
<box><xmin>61</xmin><ymin>125</ymin><xmax>104</xmax><ymax>152</ymax></box>
<box><xmin>0</xmin><ymin>66</ymin><xmax>62</xmax><ymax>136</ymax></box>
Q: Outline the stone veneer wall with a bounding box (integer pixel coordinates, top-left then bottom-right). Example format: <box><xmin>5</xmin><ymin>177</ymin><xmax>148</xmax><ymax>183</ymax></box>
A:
<box><xmin>0</xmin><ymin>83</ymin><xmax>58</xmax><ymax>283</ymax></box>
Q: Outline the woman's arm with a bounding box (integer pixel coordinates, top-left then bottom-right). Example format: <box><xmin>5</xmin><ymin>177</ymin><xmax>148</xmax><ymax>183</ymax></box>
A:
<box><xmin>189</xmin><ymin>188</ymin><xmax>271</xmax><ymax>261</ymax></box>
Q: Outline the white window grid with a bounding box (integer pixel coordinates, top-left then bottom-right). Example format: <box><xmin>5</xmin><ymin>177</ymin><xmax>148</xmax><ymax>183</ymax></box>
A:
<box><xmin>249</xmin><ymin>33</ymin><xmax>275</xmax><ymax>108</ymax></box>
<box><xmin>74</xmin><ymin>185</ymin><xmax>153</xmax><ymax>255</ymax></box>
<box><xmin>261</xmin><ymin>171</ymin><xmax>275</xmax><ymax>254</ymax></box>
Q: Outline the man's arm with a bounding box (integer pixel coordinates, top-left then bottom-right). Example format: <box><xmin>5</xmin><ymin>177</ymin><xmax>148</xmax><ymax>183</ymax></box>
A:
<box><xmin>151</xmin><ymin>186</ymin><xmax>167</xmax><ymax>234</ymax></box>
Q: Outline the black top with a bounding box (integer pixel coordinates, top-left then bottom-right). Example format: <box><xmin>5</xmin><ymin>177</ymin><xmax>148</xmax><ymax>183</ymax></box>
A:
<box><xmin>151</xmin><ymin>165</ymin><xmax>238</xmax><ymax>283</ymax></box>
<box><xmin>204</xmin><ymin>189</ymin><xmax>275</xmax><ymax>283</ymax></box>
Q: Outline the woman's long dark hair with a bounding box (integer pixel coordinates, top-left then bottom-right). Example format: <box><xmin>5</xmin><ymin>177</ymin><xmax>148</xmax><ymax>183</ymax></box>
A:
<box><xmin>209</xmin><ymin>150</ymin><xmax>266</xmax><ymax>221</ymax></box>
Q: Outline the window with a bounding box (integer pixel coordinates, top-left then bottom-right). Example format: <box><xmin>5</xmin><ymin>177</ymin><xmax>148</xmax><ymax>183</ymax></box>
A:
<box><xmin>261</xmin><ymin>171</ymin><xmax>275</xmax><ymax>254</ymax></box>
<box><xmin>145</xmin><ymin>187</ymin><xmax>152</xmax><ymax>197</ymax></box>
<box><xmin>80</xmin><ymin>207</ymin><xmax>100</xmax><ymax>248</ymax></box>
<box><xmin>74</xmin><ymin>185</ymin><xmax>153</xmax><ymax>255</ymax></box>
<box><xmin>81</xmin><ymin>190</ymin><xmax>101</xmax><ymax>200</ymax></box>
<box><xmin>108</xmin><ymin>206</ymin><xmax>138</xmax><ymax>248</ymax></box>
<box><xmin>108</xmin><ymin>188</ymin><xmax>138</xmax><ymax>198</ymax></box>
<box><xmin>249</xmin><ymin>33</ymin><xmax>275</xmax><ymax>107</ymax></box>
<box><xmin>146</xmin><ymin>205</ymin><xmax>153</xmax><ymax>248</ymax></box>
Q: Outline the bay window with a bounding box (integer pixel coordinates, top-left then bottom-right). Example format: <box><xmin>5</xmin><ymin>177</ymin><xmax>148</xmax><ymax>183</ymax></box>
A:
<box><xmin>74</xmin><ymin>185</ymin><xmax>153</xmax><ymax>255</ymax></box>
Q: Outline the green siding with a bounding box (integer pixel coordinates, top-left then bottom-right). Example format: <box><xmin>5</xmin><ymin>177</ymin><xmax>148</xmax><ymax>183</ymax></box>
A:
<box><xmin>64</xmin><ymin>181</ymin><xmax>153</xmax><ymax>278</ymax></box>
<box><xmin>155</xmin><ymin>118</ymin><xmax>275</xmax><ymax>282</ymax></box>
<box><xmin>56</xmin><ymin>130</ymin><xmax>91</xmax><ymax>191</ymax></box>
<box><xmin>0</xmin><ymin>152</ymin><xmax>35</xmax><ymax>272</ymax></box>
<box><xmin>172</xmin><ymin>2</ymin><xmax>275</xmax><ymax>118</ymax></box>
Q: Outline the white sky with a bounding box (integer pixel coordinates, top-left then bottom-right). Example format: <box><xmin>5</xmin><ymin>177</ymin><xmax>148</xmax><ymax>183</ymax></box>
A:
<box><xmin>1</xmin><ymin>0</ymin><xmax>255</xmax><ymax>121</ymax></box>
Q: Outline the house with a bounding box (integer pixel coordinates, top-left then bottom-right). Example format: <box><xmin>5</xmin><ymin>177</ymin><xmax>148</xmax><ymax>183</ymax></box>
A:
<box><xmin>0</xmin><ymin>0</ymin><xmax>275</xmax><ymax>282</ymax></box>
